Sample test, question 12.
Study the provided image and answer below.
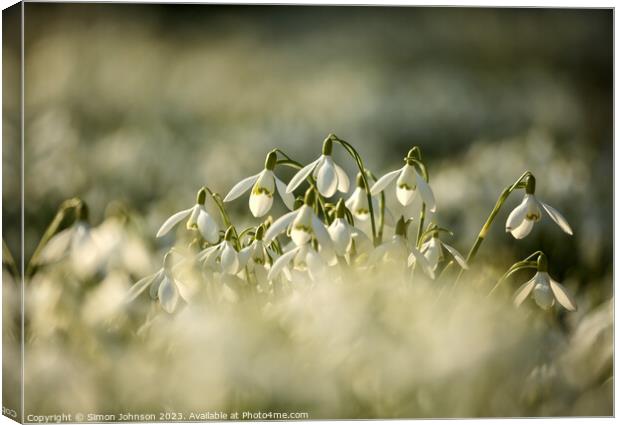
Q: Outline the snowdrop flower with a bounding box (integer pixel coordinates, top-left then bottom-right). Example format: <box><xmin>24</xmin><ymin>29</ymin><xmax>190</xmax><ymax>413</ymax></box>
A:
<box><xmin>419</xmin><ymin>231</ymin><xmax>468</xmax><ymax>271</ymax></box>
<box><xmin>223</xmin><ymin>151</ymin><xmax>295</xmax><ymax>217</ymax></box>
<box><xmin>126</xmin><ymin>252</ymin><xmax>188</xmax><ymax>313</ymax></box>
<box><xmin>286</xmin><ymin>136</ymin><xmax>350</xmax><ymax>198</ymax></box>
<box><xmin>267</xmin><ymin>242</ymin><xmax>327</xmax><ymax>282</ymax></box>
<box><xmin>513</xmin><ymin>253</ymin><xmax>577</xmax><ymax>311</ymax></box>
<box><xmin>156</xmin><ymin>187</ymin><xmax>220</xmax><ymax>243</ymax></box>
<box><xmin>38</xmin><ymin>202</ymin><xmax>102</xmax><ymax>277</ymax></box>
<box><xmin>198</xmin><ymin>227</ymin><xmax>246</xmax><ymax>275</ymax></box>
<box><xmin>264</xmin><ymin>189</ymin><xmax>336</xmax><ymax>264</ymax></box>
<box><xmin>238</xmin><ymin>225</ymin><xmax>278</xmax><ymax>288</ymax></box>
<box><xmin>370</xmin><ymin>148</ymin><xmax>436</xmax><ymax>211</ymax></box>
<box><xmin>346</xmin><ymin>173</ymin><xmax>394</xmax><ymax>225</ymax></box>
<box><xmin>505</xmin><ymin>175</ymin><xmax>573</xmax><ymax>239</ymax></box>
<box><xmin>371</xmin><ymin>216</ymin><xmax>434</xmax><ymax>278</ymax></box>
<box><xmin>327</xmin><ymin>199</ymin><xmax>373</xmax><ymax>257</ymax></box>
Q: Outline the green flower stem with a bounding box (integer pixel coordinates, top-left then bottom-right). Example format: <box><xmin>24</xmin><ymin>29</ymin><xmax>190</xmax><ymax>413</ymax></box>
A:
<box><xmin>416</xmin><ymin>203</ymin><xmax>426</xmax><ymax>248</ymax></box>
<box><xmin>2</xmin><ymin>239</ymin><xmax>19</xmax><ymax>279</ymax></box>
<box><xmin>454</xmin><ymin>170</ymin><xmax>532</xmax><ymax>285</ymax></box>
<box><xmin>331</xmin><ymin>135</ymin><xmax>378</xmax><ymax>246</ymax></box>
<box><xmin>275</xmin><ymin>158</ymin><xmax>330</xmax><ymax>224</ymax></box>
<box><xmin>26</xmin><ymin>197</ymin><xmax>83</xmax><ymax>278</ymax></box>
<box><xmin>488</xmin><ymin>251</ymin><xmax>542</xmax><ymax>296</ymax></box>
<box><xmin>205</xmin><ymin>188</ymin><xmax>242</xmax><ymax>249</ymax></box>
<box><xmin>365</xmin><ymin>170</ymin><xmax>386</xmax><ymax>244</ymax></box>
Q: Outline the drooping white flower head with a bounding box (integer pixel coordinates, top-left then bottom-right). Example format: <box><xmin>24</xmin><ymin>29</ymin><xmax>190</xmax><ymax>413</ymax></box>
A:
<box><xmin>263</xmin><ymin>189</ymin><xmax>336</xmax><ymax>265</ymax></box>
<box><xmin>370</xmin><ymin>148</ymin><xmax>436</xmax><ymax>211</ymax></box>
<box><xmin>419</xmin><ymin>230</ymin><xmax>468</xmax><ymax>272</ymax></box>
<box><xmin>327</xmin><ymin>199</ymin><xmax>373</xmax><ymax>258</ymax></box>
<box><xmin>505</xmin><ymin>175</ymin><xmax>573</xmax><ymax>240</ymax></box>
<box><xmin>286</xmin><ymin>137</ymin><xmax>350</xmax><ymax>198</ymax></box>
<box><xmin>37</xmin><ymin>202</ymin><xmax>103</xmax><ymax>278</ymax></box>
<box><xmin>371</xmin><ymin>216</ymin><xmax>435</xmax><ymax>278</ymax></box>
<box><xmin>223</xmin><ymin>151</ymin><xmax>295</xmax><ymax>218</ymax></box>
<box><xmin>126</xmin><ymin>251</ymin><xmax>188</xmax><ymax>314</ymax></box>
<box><xmin>513</xmin><ymin>254</ymin><xmax>577</xmax><ymax>311</ymax></box>
<box><xmin>156</xmin><ymin>187</ymin><xmax>220</xmax><ymax>244</ymax></box>
<box><xmin>267</xmin><ymin>242</ymin><xmax>327</xmax><ymax>283</ymax></box>
<box><xmin>345</xmin><ymin>173</ymin><xmax>395</xmax><ymax>226</ymax></box>
<box><xmin>236</xmin><ymin>225</ymin><xmax>279</xmax><ymax>290</ymax></box>
<box><xmin>197</xmin><ymin>226</ymin><xmax>246</xmax><ymax>275</ymax></box>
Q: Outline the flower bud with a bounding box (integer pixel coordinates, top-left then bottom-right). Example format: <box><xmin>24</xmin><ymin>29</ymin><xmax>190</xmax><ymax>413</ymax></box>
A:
<box><xmin>525</xmin><ymin>175</ymin><xmax>536</xmax><ymax>194</ymax></box>
<box><xmin>76</xmin><ymin>201</ymin><xmax>89</xmax><ymax>222</ymax></box>
<box><xmin>264</xmin><ymin>150</ymin><xmax>277</xmax><ymax>171</ymax></box>
<box><xmin>255</xmin><ymin>224</ymin><xmax>265</xmax><ymax>241</ymax></box>
<box><xmin>304</xmin><ymin>188</ymin><xmax>316</xmax><ymax>207</ymax></box>
<box><xmin>536</xmin><ymin>252</ymin><xmax>548</xmax><ymax>272</ymax></box>
<box><xmin>322</xmin><ymin>136</ymin><xmax>333</xmax><ymax>155</ymax></box>
<box><xmin>224</xmin><ymin>226</ymin><xmax>235</xmax><ymax>241</ymax></box>
<box><xmin>395</xmin><ymin>216</ymin><xmax>409</xmax><ymax>237</ymax></box>
<box><xmin>335</xmin><ymin>199</ymin><xmax>346</xmax><ymax>219</ymax></box>
<box><xmin>196</xmin><ymin>187</ymin><xmax>208</xmax><ymax>204</ymax></box>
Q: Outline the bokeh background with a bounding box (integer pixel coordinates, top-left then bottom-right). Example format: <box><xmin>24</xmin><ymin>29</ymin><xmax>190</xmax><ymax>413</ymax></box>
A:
<box><xmin>1</xmin><ymin>3</ymin><xmax>613</xmax><ymax>418</ymax></box>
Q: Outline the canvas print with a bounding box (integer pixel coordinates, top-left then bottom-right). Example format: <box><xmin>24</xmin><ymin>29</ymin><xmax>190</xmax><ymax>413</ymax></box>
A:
<box><xmin>2</xmin><ymin>3</ymin><xmax>613</xmax><ymax>421</ymax></box>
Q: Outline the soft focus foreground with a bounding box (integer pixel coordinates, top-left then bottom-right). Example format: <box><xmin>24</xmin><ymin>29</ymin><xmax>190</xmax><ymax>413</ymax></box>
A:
<box><xmin>1</xmin><ymin>4</ymin><xmax>612</xmax><ymax>419</ymax></box>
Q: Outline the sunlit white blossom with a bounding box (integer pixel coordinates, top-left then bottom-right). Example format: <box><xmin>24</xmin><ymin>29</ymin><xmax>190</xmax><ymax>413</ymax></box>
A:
<box><xmin>286</xmin><ymin>138</ymin><xmax>349</xmax><ymax>198</ymax></box>
<box><xmin>505</xmin><ymin>193</ymin><xmax>573</xmax><ymax>240</ymax></box>
<box><xmin>514</xmin><ymin>271</ymin><xmax>577</xmax><ymax>311</ymax></box>
<box><xmin>156</xmin><ymin>187</ymin><xmax>220</xmax><ymax>243</ymax></box>
<box><xmin>197</xmin><ymin>227</ymin><xmax>246</xmax><ymax>275</ymax></box>
<box><xmin>223</xmin><ymin>151</ymin><xmax>295</xmax><ymax>217</ymax></box>
<box><xmin>419</xmin><ymin>232</ymin><xmax>468</xmax><ymax>272</ymax></box>
<box><xmin>370</xmin><ymin>149</ymin><xmax>436</xmax><ymax>210</ymax></box>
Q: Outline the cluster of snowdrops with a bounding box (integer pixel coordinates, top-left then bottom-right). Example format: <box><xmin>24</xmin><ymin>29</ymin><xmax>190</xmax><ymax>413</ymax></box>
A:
<box><xmin>120</xmin><ymin>134</ymin><xmax>577</xmax><ymax>315</ymax></box>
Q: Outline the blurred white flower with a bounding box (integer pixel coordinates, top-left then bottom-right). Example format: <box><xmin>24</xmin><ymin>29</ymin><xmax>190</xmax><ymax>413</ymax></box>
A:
<box><xmin>505</xmin><ymin>193</ymin><xmax>573</xmax><ymax>240</ymax></box>
<box><xmin>371</xmin><ymin>217</ymin><xmax>434</xmax><ymax>278</ymax></box>
<box><xmin>126</xmin><ymin>252</ymin><xmax>188</xmax><ymax>313</ymax></box>
<box><xmin>327</xmin><ymin>200</ymin><xmax>373</xmax><ymax>258</ymax></box>
<box><xmin>419</xmin><ymin>233</ymin><xmax>468</xmax><ymax>272</ymax></box>
<box><xmin>264</xmin><ymin>191</ymin><xmax>336</xmax><ymax>265</ymax></box>
<box><xmin>223</xmin><ymin>151</ymin><xmax>295</xmax><ymax>217</ymax></box>
<box><xmin>370</xmin><ymin>154</ymin><xmax>436</xmax><ymax>211</ymax></box>
<box><xmin>156</xmin><ymin>188</ymin><xmax>220</xmax><ymax>243</ymax></box>
<box><xmin>198</xmin><ymin>239</ymin><xmax>246</xmax><ymax>276</ymax></box>
<box><xmin>286</xmin><ymin>138</ymin><xmax>349</xmax><ymax>198</ymax></box>
<box><xmin>514</xmin><ymin>271</ymin><xmax>577</xmax><ymax>312</ymax></box>
<box><xmin>267</xmin><ymin>242</ymin><xmax>327</xmax><ymax>282</ymax></box>
<box><xmin>346</xmin><ymin>173</ymin><xmax>394</xmax><ymax>226</ymax></box>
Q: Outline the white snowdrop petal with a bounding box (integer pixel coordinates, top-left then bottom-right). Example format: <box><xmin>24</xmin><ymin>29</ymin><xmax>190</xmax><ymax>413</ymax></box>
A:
<box><xmin>221</xmin><ymin>243</ymin><xmax>240</xmax><ymax>274</ymax></box>
<box><xmin>249</xmin><ymin>192</ymin><xmax>273</xmax><ymax>217</ymax></box>
<box><xmin>442</xmin><ymin>242</ymin><xmax>469</xmax><ymax>270</ymax></box>
<box><xmin>370</xmin><ymin>169</ymin><xmax>401</xmax><ymax>195</ymax></box>
<box><xmin>316</xmin><ymin>158</ymin><xmax>338</xmax><ymax>197</ymax></box>
<box><xmin>328</xmin><ymin>219</ymin><xmax>351</xmax><ymax>256</ymax></box>
<box><xmin>268</xmin><ymin>247</ymin><xmax>299</xmax><ymax>280</ymax></box>
<box><xmin>415</xmin><ymin>171</ymin><xmax>437</xmax><ymax>213</ymax></box>
<box><xmin>238</xmin><ymin>246</ymin><xmax>252</xmax><ymax>268</ymax></box>
<box><xmin>223</xmin><ymin>173</ymin><xmax>261</xmax><ymax>202</ymax></box>
<box><xmin>334</xmin><ymin>163</ymin><xmax>350</xmax><ymax>193</ymax></box>
<box><xmin>286</xmin><ymin>158</ymin><xmax>321</xmax><ymax>193</ymax></box>
<box><xmin>513</xmin><ymin>276</ymin><xmax>536</xmax><ymax>307</ymax></box>
<box><xmin>126</xmin><ymin>270</ymin><xmax>162</xmax><ymax>302</ymax></box>
<box><xmin>197</xmin><ymin>210</ymin><xmax>220</xmax><ymax>244</ymax></box>
<box><xmin>275</xmin><ymin>177</ymin><xmax>296</xmax><ymax>210</ymax></box>
<box><xmin>424</xmin><ymin>239</ymin><xmax>442</xmax><ymax>271</ymax></box>
<box><xmin>38</xmin><ymin>227</ymin><xmax>74</xmax><ymax>263</ymax></box>
<box><xmin>510</xmin><ymin>219</ymin><xmax>534</xmax><ymax>240</ymax></box>
<box><xmin>549</xmin><ymin>278</ymin><xmax>578</xmax><ymax>311</ymax></box>
<box><xmin>156</xmin><ymin>208</ymin><xmax>193</xmax><ymax>238</ymax></box>
<box><xmin>158</xmin><ymin>276</ymin><xmax>179</xmax><ymax>313</ymax></box>
<box><xmin>312</xmin><ymin>215</ymin><xmax>335</xmax><ymax>252</ymax></box>
<box><xmin>264</xmin><ymin>211</ymin><xmax>297</xmax><ymax>243</ymax></box>
<box><xmin>505</xmin><ymin>197</ymin><xmax>529</xmax><ymax>232</ymax></box>
<box><xmin>410</xmin><ymin>248</ymin><xmax>435</xmax><ymax>279</ymax></box>
<box><xmin>541</xmin><ymin>201</ymin><xmax>573</xmax><ymax>236</ymax></box>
